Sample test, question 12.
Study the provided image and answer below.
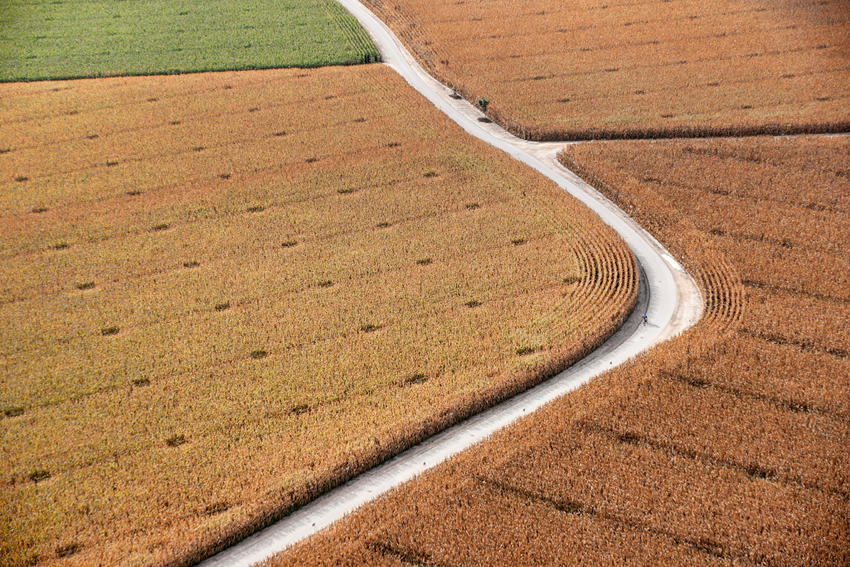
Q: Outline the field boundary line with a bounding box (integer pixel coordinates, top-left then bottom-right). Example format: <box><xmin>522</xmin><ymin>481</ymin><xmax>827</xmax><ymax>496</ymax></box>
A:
<box><xmin>195</xmin><ymin>1</ymin><xmax>703</xmax><ymax>565</ymax></box>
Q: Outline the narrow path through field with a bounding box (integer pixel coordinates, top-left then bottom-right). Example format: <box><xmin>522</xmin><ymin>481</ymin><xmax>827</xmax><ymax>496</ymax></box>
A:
<box><xmin>197</xmin><ymin>2</ymin><xmax>703</xmax><ymax>565</ymax></box>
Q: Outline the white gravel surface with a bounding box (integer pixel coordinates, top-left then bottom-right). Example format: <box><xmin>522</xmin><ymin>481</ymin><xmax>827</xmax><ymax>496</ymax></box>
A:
<box><xmin>196</xmin><ymin>2</ymin><xmax>703</xmax><ymax>565</ymax></box>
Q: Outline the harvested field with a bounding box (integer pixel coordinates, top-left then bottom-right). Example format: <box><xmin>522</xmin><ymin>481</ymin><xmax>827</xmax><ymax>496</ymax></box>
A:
<box><xmin>0</xmin><ymin>65</ymin><xmax>637</xmax><ymax>566</ymax></box>
<box><xmin>0</xmin><ymin>0</ymin><xmax>380</xmax><ymax>81</ymax></box>
<box><xmin>360</xmin><ymin>0</ymin><xmax>850</xmax><ymax>139</ymax></box>
<box><xmin>272</xmin><ymin>135</ymin><xmax>850</xmax><ymax>566</ymax></box>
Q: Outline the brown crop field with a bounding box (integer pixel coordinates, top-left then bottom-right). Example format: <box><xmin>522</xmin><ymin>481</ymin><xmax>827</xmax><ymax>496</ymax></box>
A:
<box><xmin>360</xmin><ymin>0</ymin><xmax>850</xmax><ymax>139</ymax></box>
<box><xmin>0</xmin><ymin>65</ymin><xmax>637</xmax><ymax>566</ymax></box>
<box><xmin>271</xmin><ymin>135</ymin><xmax>850</xmax><ymax>566</ymax></box>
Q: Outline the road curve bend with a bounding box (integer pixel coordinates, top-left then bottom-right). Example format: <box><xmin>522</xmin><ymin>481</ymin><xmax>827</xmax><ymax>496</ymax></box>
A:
<box><xmin>197</xmin><ymin>2</ymin><xmax>704</xmax><ymax>566</ymax></box>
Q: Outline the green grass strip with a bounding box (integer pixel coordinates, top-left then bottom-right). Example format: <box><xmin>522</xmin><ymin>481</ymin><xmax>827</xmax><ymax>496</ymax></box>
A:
<box><xmin>0</xmin><ymin>0</ymin><xmax>381</xmax><ymax>82</ymax></box>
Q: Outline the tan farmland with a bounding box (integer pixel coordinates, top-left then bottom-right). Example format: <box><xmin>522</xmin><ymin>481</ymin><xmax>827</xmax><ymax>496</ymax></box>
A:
<box><xmin>360</xmin><ymin>0</ymin><xmax>850</xmax><ymax>139</ymax></box>
<box><xmin>0</xmin><ymin>65</ymin><xmax>637</xmax><ymax>566</ymax></box>
<box><xmin>272</xmin><ymin>135</ymin><xmax>850</xmax><ymax>566</ymax></box>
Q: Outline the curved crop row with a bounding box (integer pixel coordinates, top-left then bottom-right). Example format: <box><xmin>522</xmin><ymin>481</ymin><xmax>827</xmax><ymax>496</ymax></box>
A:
<box><xmin>0</xmin><ymin>65</ymin><xmax>636</xmax><ymax>567</ymax></box>
<box><xmin>272</xmin><ymin>135</ymin><xmax>849</xmax><ymax>567</ymax></box>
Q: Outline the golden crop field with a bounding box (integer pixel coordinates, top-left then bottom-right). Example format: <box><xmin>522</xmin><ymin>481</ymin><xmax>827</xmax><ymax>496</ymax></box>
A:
<box><xmin>0</xmin><ymin>65</ymin><xmax>637</xmax><ymax>566</ymax></box>
<box><xmin>361</xmin><ymin>0</ymin><xmax>850</xmax><ymax>139</ymax></box>
<box><xmin>272</xmin><ymin>135</ymin><xmax>850</xmax><ymax>566</ymax></box>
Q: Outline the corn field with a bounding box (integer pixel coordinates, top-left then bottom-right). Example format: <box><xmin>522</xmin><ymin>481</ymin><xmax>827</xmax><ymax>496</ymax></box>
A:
<box><xmin>0</xmin><ymin>65</ymin><xmax>636</xmax><ymax>566</ymax></box>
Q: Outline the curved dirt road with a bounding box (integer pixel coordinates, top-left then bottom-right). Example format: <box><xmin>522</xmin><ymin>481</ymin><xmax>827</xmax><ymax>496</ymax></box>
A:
<box><xmin>197</xmin><ymin>2</ymin><xmax>703</xmax><ymax>566</ymax></box>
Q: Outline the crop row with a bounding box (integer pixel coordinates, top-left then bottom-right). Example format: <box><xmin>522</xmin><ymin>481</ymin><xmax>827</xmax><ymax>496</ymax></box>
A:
<box><xmin>582</xmin><ymin>375</ymin><xmax>850</xmax><ymax>495</ymax></box>
<box><xmin>598</xmin><ymin>157</ymin><xmax>850</xmax><ymax>217</ymax></box>
<box><xmin>0</xmin><ymin>65</ymin><xmax>377</xmax><ymax>133</ymax></box>
<box><xmin>675</xmin><ymin>333</ymin><xmax>850</xmax><ymax>423</ymax></box>
<box><xmin>740</xmin><ymin>285</ymin><xmax>850</xmax><ymax>355</ymax></box>
<box><xmin>640</xmin><ymin>184</ymin><xmax>848</xmax><ymax>255</ymax></box>
<box><xmin>1</xmin><ymin>234</ymin><xmax>583</xmax><ymax>410</ymax></box>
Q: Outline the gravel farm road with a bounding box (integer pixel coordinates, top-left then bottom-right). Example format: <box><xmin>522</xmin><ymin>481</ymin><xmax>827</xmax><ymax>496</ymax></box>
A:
<box><xmin>197</xmin><ymin>2</ymin><xmax>704</xmax><ymax>565</ymax></box>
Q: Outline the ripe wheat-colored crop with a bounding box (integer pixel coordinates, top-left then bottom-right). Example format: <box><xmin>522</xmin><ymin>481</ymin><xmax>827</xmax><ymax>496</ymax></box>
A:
<box><xmin>272</xmin><ymin>135</ymin><xmax>850</xmax><ymax>566</ymax></box>
<box><xmin>0</xmin><ymin>65</ymin><xmax>636</xmax><ymax>567</ymax></box>
<box><xmin>359</xmin><ymin>0</ymin><xmax>850</xmax><ymax>139</ymax></box>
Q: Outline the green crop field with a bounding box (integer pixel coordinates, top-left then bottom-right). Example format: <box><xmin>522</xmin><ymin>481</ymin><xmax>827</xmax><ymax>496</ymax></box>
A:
<box><xmin>0</xmin><ymin>0</ymin><xmax>380</xmax><ymax>82</ymax></box>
